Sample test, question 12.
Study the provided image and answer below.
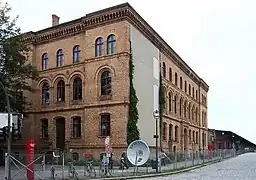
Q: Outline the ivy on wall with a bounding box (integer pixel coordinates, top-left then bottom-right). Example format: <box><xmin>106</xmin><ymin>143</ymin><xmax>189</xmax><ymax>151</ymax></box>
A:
<box><xmin>127</xmin><ymin>41</ymin><xmax>140</xmax><ymax>145</ymax></box>
<box><xmin>159</xmin><ymin>71</ymin><xmax>165</xmax><ymax>150</ymax></box>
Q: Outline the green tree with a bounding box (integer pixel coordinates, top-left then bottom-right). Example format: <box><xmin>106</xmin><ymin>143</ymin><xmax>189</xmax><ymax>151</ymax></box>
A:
<box><xmin>159</xmin><ymin>71</ymin><xmax>165</xmax><ymax>151</ymax></box>
<box><xmin>0</xmin><ymin>2</ymin><xmax>38</xmax><ymax>114</ymax></box>
<box><xmin>127</xmin><ymin>42</ymin><xmax>140</xmax><ymax>145</ymax></box>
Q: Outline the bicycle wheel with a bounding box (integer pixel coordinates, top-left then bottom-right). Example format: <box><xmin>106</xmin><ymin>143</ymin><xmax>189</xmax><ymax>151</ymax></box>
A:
<box><xmin>89</xmin><ymin>166</ymin><xmax>96</xmax><ymax>178</ymax></box>
<box><xmin>84</xmin><ymin>165</ymin><xmax>89</xmax><ymax>177</ymax></box>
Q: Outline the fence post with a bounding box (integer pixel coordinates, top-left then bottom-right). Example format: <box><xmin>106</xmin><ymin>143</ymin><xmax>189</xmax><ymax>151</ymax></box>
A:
<box><xmin>42</xmin><ymin>154</ymin><xmax>45</xmax><ymax>180</ymax></box>
<box><xmin>62</xmin><ymin>152</ymin><xmax>64</xmax><ymax>179</ymax></box>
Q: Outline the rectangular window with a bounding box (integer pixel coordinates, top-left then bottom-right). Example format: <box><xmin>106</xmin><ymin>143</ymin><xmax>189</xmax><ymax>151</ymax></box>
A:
<box><xmin>153</xmin><ymin>57</ymin><xmax>159</xmax><ymax>80</ymax></box>
<box><xmin>153</xmin><ymin>85</ymin><xmax>159</xmax><ymax>112</ymax></box>
<box><xmin>101</xmin><ymin>114</ymin><xmax>110</xmax><ymax>137</ymax></box>
<box><xmin>41</xmin><ymin>119</ymin><xmax>48</xmax><ymax>138</ymax></box>
<box><xmin>72</xmin><ymin>117</ymin><xmax>81</xmax><ymax>138</ymax></box>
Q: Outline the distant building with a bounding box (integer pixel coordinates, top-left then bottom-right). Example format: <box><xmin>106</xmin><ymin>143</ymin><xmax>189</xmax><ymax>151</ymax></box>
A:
<box><xmin>208</xmin><ymin>129</ymin><xmax>256</xmax><ymax>151</ymax></box>
<box><xmin>11</xmin><ymin>3</ymin><xmax>209</xmax><ymax>159</ymax></box>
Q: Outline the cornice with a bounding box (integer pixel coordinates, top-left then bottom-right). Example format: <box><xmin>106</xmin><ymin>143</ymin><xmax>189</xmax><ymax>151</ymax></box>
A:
<box><xmin>22</xmin><ymin>2</ymin><xmax>209</xmax><ymax>92</ymax></box>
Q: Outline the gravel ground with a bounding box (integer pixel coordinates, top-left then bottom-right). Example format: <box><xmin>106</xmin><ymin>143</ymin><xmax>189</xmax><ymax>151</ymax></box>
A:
<box><xmin>137</xmin><ymin>153</ymin><xmax>256</xmax><ymax>180</ymax></box>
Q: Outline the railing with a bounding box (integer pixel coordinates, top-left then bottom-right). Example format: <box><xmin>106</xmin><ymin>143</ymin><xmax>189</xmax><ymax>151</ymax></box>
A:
<box><xmin>4</xmin><ymin>148</ymin><xmax>246</xmax><ymax>179</ymax></box>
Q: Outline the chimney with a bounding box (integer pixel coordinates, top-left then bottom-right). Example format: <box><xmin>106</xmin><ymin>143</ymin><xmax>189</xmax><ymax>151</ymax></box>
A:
<box><xmin>52</xmin><ymin>14</ymin><xmax>60</xmax><ymax>26</ymax></box>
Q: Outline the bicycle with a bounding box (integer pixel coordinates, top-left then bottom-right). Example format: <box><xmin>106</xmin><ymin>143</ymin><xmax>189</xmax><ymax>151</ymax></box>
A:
<box><xmin>84</xmin><ymin>160</ymin><xmax>96</xmax><ymax>178</ymax></box>
<box><xmin>68</xmin><ymin>161</ymin><xmax>79</xmax><ymax>179</ymax></box>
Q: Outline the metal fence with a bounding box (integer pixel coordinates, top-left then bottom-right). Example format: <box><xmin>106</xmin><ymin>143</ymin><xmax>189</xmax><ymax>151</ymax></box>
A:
<box><xmin>3</xmin><ymin>148</ymin><xmax>242</xmax><ymax>180</ymax></box>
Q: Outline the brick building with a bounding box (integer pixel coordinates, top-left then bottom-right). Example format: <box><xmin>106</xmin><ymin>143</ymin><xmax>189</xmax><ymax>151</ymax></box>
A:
<box><xmin>13</xmin><ymin>3</ymin><xmax>209</xmax><ymax>159</ymax></box>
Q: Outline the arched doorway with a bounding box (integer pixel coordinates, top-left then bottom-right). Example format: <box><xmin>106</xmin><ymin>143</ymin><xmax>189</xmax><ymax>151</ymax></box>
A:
<box><xmin>184</xmin><ymin>128</ymin><xmax>188</xmax><ymax>151</ymax></box>
<box><xmin>55</xmin><ymin>117</ymin><xmax>65</xmax><ymax>150</ymax></box>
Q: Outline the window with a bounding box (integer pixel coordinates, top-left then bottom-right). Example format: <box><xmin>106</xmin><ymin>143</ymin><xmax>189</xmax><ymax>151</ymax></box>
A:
<box><xmin>162</xmin><ymin>62</ymin><xmax>166</xmax><ymax>78</ymax></box>
<box><xmin>196</xmin><ymin>90</ymin><xmax>198</xmax><ymax>100</ymax></box>
<box><xmin>168</xmin><ymin>92</ymin><xmax>172</xmax><ymax>112</ymax></box>
<box><xmin>73</xmin><ymin>45</ymin><xmax>80</xmax><ymax>63</ymax></box>
<box><xmin>174</xmin><ymin>95</ymin><xmax>177</xmax><ymax>114</ymax></box>
<box><xmin>189</xmin><ymin>130</ymin><xmax>191</xmax><ymax>143</ymax></box>
<box><xmin>179</xmin><ymin>98</ymin><xmax>182</xmax><ymax>116</ymax></box>
<box><xmin>192</xmin><ymin>107</ymin><xmax>194</xmax><ymax>120</ymax></box>
<box><xmin>180</xmin><ymin>77</ymin><xmax>183</xmax><ymax>89</ymax></box>
<box><xmin>196</xmin><ymin>132</ymin><xmax>198</xmax><ymax>144</ymax></box>
<box><xmin>56</xmin><ymin>49</ymin><xmax>64</xmax><ymax>67</ymax></box>
<box><xmin>193</xmin><ymin>131</ymin><xmax>195</xmax><ymax>142</ymax></box>
<box><xmin>192</xmin><ymin>87</ymin><xmax>194</xmax><ymax>98</ymax></box>
<box><xmin>169</xmin><ymin>67</ymin><xmax>172</xmax><ymax>82</ymax></box>
<box><xmin>188</xmin><ymin>103</ymin><xmax>191</xmax><ymax>119</ymax></box>
<box><xmin>195</xmin><ymin>107</ymin><xmax>198</xmax><ymax>122</ymax></box>
<box><xmin>174</xmin><ymin>126</ymin><xmax>178</xmax><ymax>142</ymax></box>
<box><xmin>72</xmin><ymin>152</ymin><xmax>79</xmax><ymax>161</ymax></box>
<box><xmin>72</xmin><ymin>117</ymin><xmax>81</xmax><ymax>138</ymax></box>
<box><xmin>107</xmin><ymin>34</ymin><xmax>116</xmax><ymax>55</ymax></box>
<box><xmin>101</xmin><ymin>71</ymin><xmax>111</xmax><ymax>96</ymax></box>
<box><xmin>185</xmin><ymin>81</ymin><xmax>187</xmax><ymax>92</ymax></box>
<box><xmin>184</xmin><ymin>101</ymin><xmax>187</xmax><ymax>118</ymax></box>
<box><xmin>41</xmin><ymin>119</ymin><xmax>48</xmax><ymax>138</ymax></box>
<box><xmin>95</xmin><ymin>37</ymin><xmax>104</xmax><ymax>56</ymax></box>
<box><xmin>163</xmin><ymin>122</ymin><xmax>167</xmax><ymax>140</ymax></box>
<box><xmin>169</xmin><ymin>124</ymin><xmax>173</xmax><ymax>141</ymax></box>
<box><xmin>73</xmin><ymin>77</ymin><xmax>82</xmax><ymax>100</ymax></box>
<box><xmin>189</xmin><ymin>84</ymin><xmax>191</xmax><ymax>95</ymax></box>
<box><xmin>174</xmin><ymin>73</ymin><xmax>178</xmax><ymax>86</ymax></box>
<box><xmin>100</xmin><ymin>114</ymin><xmax>110</xmax><ymax>137</ymax></box>
<box><xmin>42</xmin><ymin>82</ymin><xmax>50</xmax><ymax>104</ymax></box>
<box><xmin>42</xmin><ymin>53</ymin><xmax>48</xmax><ymax>70</ymax></box>
<box><xmin>57</xmin><ymin>80</ymin><xmax>65</xmax><ymax>102</ymax></box>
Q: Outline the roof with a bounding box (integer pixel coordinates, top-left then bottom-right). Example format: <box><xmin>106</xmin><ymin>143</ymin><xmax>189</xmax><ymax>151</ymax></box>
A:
<box><xmin>22</xmin><ymin>2</ymin><xmax>209</xmax><ymax>91</ymax></box>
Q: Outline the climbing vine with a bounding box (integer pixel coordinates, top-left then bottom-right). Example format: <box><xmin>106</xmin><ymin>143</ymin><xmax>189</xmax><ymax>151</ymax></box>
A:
<box><xmin>159</xmin><ymin>71</ymin><xmax>165</xmax><ymax>150</ymax></box>
<box><xmin>127</xmin><ymin>41</ymin><xmax>140</xmax><ymax>145</ymax></box>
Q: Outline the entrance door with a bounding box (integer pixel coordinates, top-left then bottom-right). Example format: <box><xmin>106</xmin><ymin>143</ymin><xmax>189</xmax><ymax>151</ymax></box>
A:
<box><xmin>56</xmin><ymin>118</ymin><xmax>65</xmax><ymax>150</ymax></box>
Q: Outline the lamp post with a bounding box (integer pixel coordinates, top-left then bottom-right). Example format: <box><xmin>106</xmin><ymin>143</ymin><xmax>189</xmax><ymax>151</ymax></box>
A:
<box><xmin>0</xmin><ymin>79</ymin><xmax>12</xmax><ymax>180</ymax></box>
<box><xmin>232</xmin><ymin>134</ymin><xmax>235</xmax><ymax>156</ymax></box>
<box><xmin>153</xmin><ymin>110</ymin><xmax>159</xmax><ymax>173</ymax></box>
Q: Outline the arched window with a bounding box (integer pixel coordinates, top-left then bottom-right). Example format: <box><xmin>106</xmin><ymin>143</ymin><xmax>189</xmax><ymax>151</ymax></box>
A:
<box><xmin>73</xmin><ymin>45</ymin><xmax>80</xmax><ymax>63</ymax></box>
<box><xmin>163</xmin><ymin>122</ymin><xmax>167</xmax><ymax>141</ymax></box>
<box><xmin>42</xmin><ymin>53</ymin><xmax>48</xmax><ymax>70</ymax></box>
<box><xmin>185</xmin><ymin>81</ymin><xmax>187</xmax><ymax>92</ymax></box>
<box><xmin>175</xmin><ymin>73</ymin><xmax>178</xmax><ymax>86</ymax></box>
<box><xmin>162</xmin><ymin>62</ymin><xmax>166</xmax><ymax>78</ymax></box>
<box><xmin>169</xmin><ymin>124</ymin><xmax>173</xmax><ymax>141</ymax></box>
<box><xmin>56</xmin><ymin>49</ymin><xmax>64</xmax><ymax>67</ymax></box>
<box><xmin>179</xmin><ymin>98</ymin><xmax>182</xmax><ymax>116</ymax></box>
<box><xmin>101</xmin><ymin>71</ymin><xmax>111</xmax><ymax>96</ymax></box>
<box><xmin>95</xmin><ymin>37</ymin><xmax>104</xmax><ymax>56</ymax></box>
<box><xmin>180</xmin><ymin>77</ymin><xmax>183</xmax><ymax>89</ymax></box>
<box><xmin>73</xmin><ymin>77</ymin><xmax>82</xmax><ymax>100</ymax></box>
<box><xmin>188</xmin><ymin>103</ymin><xmax>191</xmax><ymax>119</ymax></box>
<box><xmin>42</xmin><ymin>82</ymin><xmax>50</xmax><ymax>104</ymax></box>
<box><xmin>168</xmin><ymin>92</ymin><xmax>172</xmax><ymax>112</ymax></box>
<box><xmin>57</xmin><ymin>80</ymin><xmax>65</xmax><ymax>102</ymax></box>
<box><xmin>169</xmin><ymin>67</ymin><xmax>172</xmax><ymax>82</ymax></box>
<box><xmin>107</xmin><ymin>34</ymin><xmax>116</xmax><ymax>55</ymax></box>
<box><xmin>174</xmin><ymin>126</ymin><xmax>179</xmax><ymax>142</ymax></box>
<box><xmin>184</xmin><ymin>101</ymin><xmax>187</xmax><ymax>118</ymax></box>
<box><xmin>174</xmin><ymin>95</ymin><xmax>177</xmax><ymax>114</ymax></box>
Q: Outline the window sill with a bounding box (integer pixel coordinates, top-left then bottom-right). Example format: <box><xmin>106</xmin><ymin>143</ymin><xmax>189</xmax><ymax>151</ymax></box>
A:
<box><xmin>71</xmin><ymin>99</ymin><xmax>83</xmax><ymax>105</ymax></box>
<box><xmin>98</xmin><ymin>135</ymin><xmax>111</xmax><ymax>138</ymax></box>
<box><xmin>70</xmin><ymin>137</ymin><xmax>82</xmax><ymax>139</ymax></box>
<box><xmin>100</xmin><ymin>95</ymin><xmax>112</xmax><ymax>101</ymax></box>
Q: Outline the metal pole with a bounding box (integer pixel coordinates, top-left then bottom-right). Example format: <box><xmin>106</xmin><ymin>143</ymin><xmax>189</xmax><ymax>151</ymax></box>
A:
<box><xmin>0</xmin><ymin>80</ymin><xmax>12</xmax><ymax>180</ymax></box>
<box><xmin>155</xmin><ymin>117</ymin><xmax>159</xmax><ymax>173</ymax></box>
<box><xmin>203</xmin><ymin>129</ymin><xmax>204</xmax><ymax>163</ymax></box>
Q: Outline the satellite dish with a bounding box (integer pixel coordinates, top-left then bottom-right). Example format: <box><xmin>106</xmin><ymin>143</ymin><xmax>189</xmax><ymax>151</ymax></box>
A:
<box><xmin>127</xmin><ymin>140</ymin><xmax>150</xmax><ymax>166</ymax></box>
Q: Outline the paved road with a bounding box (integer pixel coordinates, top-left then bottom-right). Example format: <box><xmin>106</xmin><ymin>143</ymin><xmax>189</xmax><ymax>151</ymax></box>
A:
<box><xmin>137</xmin><ymin>153</ymin><xmax>256</xmax><ymax>180</ymax></box>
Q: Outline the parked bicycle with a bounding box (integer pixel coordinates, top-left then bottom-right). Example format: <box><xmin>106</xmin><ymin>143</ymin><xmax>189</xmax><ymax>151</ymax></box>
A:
<box><xmin>84</xmin><ymin>160</ymin><xmax>96</xmax><ymax>178</ymax></box>
<box><xmin>68</xmin><ymin>161</ymin><xmax>79</xmax><ymax>179</ymax></box>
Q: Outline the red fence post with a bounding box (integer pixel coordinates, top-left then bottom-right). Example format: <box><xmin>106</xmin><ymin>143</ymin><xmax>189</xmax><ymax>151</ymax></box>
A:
<box><xmin>26</xmin><ymin>139</ymin><xmax>35</xmax><ymax>180</ymax></box>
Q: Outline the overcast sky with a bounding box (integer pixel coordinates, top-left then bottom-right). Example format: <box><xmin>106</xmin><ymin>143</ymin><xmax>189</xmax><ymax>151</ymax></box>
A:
<box><xmin>5</xmin><ymin>0</ymin><xmax>256</xmax><ymax>144</ymax></box>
